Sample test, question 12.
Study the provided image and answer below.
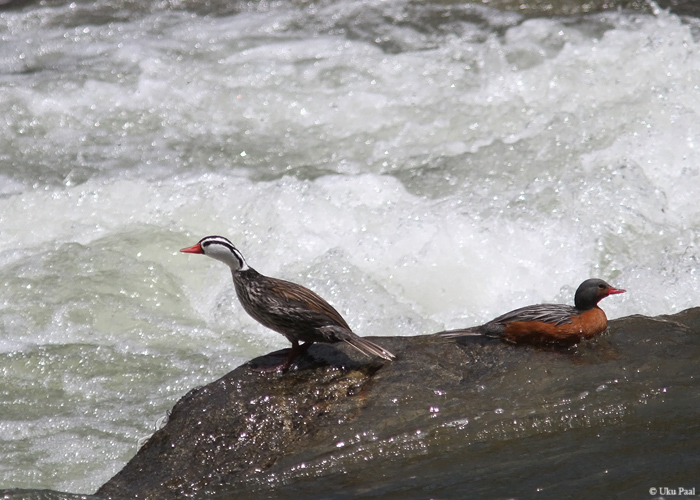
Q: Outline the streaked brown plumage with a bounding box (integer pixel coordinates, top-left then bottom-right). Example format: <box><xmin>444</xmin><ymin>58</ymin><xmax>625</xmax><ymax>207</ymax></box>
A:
<box><xmin>181</xmin><ymin>235</ymin><xmax>395</xmax><ymax>372</ymax></box>
<box><xmin>435</xmin><ymin>279</ymin><xmax>626</xmax><ymax>347</ymax></box>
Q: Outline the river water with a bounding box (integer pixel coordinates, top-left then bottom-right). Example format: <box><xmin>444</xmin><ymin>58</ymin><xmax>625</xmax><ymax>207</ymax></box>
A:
<box><xmin>0</xmin><ymin>0</ymin><xmax>699</xmax><ymax>497</ymax></box>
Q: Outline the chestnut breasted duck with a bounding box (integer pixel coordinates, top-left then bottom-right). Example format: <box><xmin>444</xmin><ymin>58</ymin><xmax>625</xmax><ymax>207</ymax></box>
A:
<box><xmin>435</xmin><ymin>279</ymin><xmax>625</xmax><ymax>346</ymax></box>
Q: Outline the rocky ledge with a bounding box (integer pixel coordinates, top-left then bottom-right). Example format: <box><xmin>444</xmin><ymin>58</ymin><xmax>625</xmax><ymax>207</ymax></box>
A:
<box><xmin>96</xmin><ymin>308</ymin><xmax>700</xmax><ymax>499</ymax></box>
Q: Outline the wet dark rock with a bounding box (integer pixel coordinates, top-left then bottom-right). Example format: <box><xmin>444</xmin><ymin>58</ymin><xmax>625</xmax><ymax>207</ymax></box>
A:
<box><xmin>97</xmin><ymin>308</ymin><xmax>700</xmax><ymax>499</ymax></box>
<box><xmin>96</xmin><ymin>334</ymin><xmax>513</xmax><ymax>499</ymax></box>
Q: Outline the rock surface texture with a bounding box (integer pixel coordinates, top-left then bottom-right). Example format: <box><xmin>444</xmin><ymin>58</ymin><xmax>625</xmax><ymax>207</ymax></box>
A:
<box><xmin>97</xmin><ymin>308</ymin><xmax>700</xmax><ymax>499</ymax></box>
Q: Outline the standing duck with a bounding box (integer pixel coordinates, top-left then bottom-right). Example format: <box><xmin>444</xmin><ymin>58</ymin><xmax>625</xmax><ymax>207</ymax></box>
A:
<box><xmin>435</xmin><ymin>278</ymin><xmax>625</xmax><ymax>346</ymax></box>
<box><xmin>181</xmin><ymin>235</ymin><xmax>395</xmax><ymax>372</ymax></box>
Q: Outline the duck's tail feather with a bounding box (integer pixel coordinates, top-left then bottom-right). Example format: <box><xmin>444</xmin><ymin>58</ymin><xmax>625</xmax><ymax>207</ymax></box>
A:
<box><xmin>434</xmin><ymin>327</ymin><xmax>483</xmax><ymax>339</ymax></box>
<box><xmin>344</xmin><ymin>336</ymin><xmax>395</xmax><ymax>361</ymax></box>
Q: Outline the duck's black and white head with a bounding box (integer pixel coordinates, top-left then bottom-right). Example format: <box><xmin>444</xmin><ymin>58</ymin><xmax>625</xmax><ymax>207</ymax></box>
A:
<box><xmin>180</xmin><ymin>235</ymin><xmax>249</xmax><ymax>272</ymax></box>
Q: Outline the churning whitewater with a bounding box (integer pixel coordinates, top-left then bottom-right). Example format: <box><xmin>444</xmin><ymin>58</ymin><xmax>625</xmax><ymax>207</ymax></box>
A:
<box><xmin>1</xmin><ymin>0</ymin><xmax>700</xmax><ymax>494</ymax></box>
